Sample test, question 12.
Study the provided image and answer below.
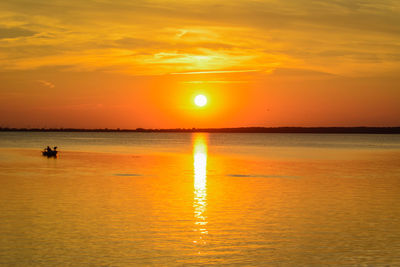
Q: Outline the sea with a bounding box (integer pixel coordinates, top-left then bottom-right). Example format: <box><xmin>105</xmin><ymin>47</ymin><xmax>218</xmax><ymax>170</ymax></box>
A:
<box><xmin>0</xmin><ymin>131</ymin><xmax>400</xmax><ymax>266</ymax></box>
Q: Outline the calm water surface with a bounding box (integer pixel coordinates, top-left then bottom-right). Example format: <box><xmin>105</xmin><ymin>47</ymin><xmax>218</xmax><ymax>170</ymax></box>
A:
<box><xmin>0</xmin><ymin>132</ymin><xmax>400</xmax><ymax>266</ymax></box>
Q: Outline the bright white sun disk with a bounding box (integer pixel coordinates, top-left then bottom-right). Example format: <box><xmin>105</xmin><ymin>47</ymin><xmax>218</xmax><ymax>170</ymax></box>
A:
<box><xmin>194</xmin><ymin>95</ymin><xmax>207</xmax><ymax>107</ymax></box>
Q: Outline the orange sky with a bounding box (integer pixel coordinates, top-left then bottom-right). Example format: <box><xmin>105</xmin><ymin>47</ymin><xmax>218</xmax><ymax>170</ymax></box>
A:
<box><xmin>0</xmin><ymin>0</ymin><xmax>399</xmax><ymax>128</ymax></box>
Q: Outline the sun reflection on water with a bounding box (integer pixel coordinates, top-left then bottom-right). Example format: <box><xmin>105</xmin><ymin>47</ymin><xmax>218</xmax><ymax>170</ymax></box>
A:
<box><xmin>193</xmin><ymin>133</ymin><xmax>208</xmax><ymax>245</ymax></box>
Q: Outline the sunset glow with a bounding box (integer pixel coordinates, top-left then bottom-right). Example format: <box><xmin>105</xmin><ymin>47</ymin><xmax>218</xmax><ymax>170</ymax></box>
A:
<box><xmin>0</xmin><ymin>1</ymin><xmax>399</xmax><ymax>128</ymax></box>
<box><xmin>1</xmin><ymin>1</ymin><xmax>400</xmax><ymax>263</ymax></box>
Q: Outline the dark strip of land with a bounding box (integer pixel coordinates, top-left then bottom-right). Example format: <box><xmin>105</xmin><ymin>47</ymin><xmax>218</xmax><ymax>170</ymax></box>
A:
<box><xmin>1</xmin><ymin>127</ymin><xmax>400</xmax><ymax>134</ymax></box>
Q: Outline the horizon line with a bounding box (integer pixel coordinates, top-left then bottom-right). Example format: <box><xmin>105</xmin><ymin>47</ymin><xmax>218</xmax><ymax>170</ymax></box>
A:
<box><xmin>1</xmin><ymin>126</ymin><xmax>400</xmax><ymax>134</ymax></box>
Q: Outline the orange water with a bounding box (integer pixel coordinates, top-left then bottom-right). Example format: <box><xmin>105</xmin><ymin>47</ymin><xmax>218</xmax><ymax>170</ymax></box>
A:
<box><xmin>1</xmin><ymin>132</ymin><xmax>400</xmax><ymax>265</ymax></box>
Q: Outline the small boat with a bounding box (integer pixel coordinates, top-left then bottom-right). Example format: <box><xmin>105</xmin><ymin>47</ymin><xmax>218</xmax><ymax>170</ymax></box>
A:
<box><xmin>42</xmin><ymin>150</ymin><xmax>58</xmax><ymax>157</ymax></box>
<box><xmin>42</xmin><ymin>146</ymin><xmax>58</xmax><ymax>157</ymax></box>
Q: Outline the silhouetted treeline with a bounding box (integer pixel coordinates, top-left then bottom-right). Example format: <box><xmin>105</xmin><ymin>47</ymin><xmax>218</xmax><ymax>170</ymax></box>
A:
<box><xmin>1</xmin><ymin>127</ymin><xmax>400</xmax><ymax>134</ymax></box>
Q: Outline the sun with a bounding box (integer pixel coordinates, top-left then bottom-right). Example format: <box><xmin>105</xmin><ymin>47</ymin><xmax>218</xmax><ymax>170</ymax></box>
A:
<box><xmin>194</xmin><ymin>94</ymin><xmax>207</xmax><ymax>107</ymax></box>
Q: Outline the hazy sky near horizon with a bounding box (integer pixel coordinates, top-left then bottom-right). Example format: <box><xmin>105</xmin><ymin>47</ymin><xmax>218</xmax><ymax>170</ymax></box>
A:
<box><xmin>1</xmin><ymin>0</ymin><xmax>399</xmax><ymax>128</ymax></box>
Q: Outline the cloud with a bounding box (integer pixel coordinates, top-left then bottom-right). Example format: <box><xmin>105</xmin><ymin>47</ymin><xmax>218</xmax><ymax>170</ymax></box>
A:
<box><xmin>172</xmin><ymin>69</ymin><xmax>260</xmax><ymax>75</ymax></box>
<box><xmin>183</xmin><ymin>80</ymin><xmax>248</xmax><ymax>84</ymax></box>
<box><xmin>0</xmin><ymin>26</ymin><xmax>37</xmax><ymax>39</ymax></box>
<box><xmin>271</xmin><ymin>68</ymin><xmax>337</xmax><ymax>77</ymax></box>
<box><xmin>0</xmin><ymin>0</ymin><xmax>399</xmax><ymax>76</ymax></box>
<box><xmin>115</xmin><ymin>37</ymin><xmax>165</xmax><ymax>49</ymax></box>
<box><xmin>37</xmin><ymin>80</ymin><xmax>55</xmax><ymax>88</ymax></box>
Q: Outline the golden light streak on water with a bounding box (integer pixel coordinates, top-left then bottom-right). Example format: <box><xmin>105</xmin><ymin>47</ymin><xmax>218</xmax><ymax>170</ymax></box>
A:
<box><xmin>193</xmin><ymin>133</ymin><xmax>208</xmax><ymax>246</ymax></box>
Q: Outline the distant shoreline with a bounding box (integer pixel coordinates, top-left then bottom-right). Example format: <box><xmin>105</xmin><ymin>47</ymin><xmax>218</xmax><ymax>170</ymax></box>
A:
<box><xmin>1</xmin><ymin>127</ymin><xmax>400</xmax><ymax>134</ymax></box>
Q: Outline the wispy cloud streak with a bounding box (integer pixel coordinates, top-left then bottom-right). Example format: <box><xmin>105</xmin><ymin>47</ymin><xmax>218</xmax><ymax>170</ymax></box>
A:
<box><xmin>172</xmin><ymin>69</ymin><xmax>260</xmax><ymax>75</ymax></box>
<box><xmin>37</xmin><ymin>80</ymin><xmax>55</xmax><ymax>88</ymax></box>
<box><xmin>183</xmin><ymin>80</ymin><xmax>249</xmax><ymax>84</ymax></box>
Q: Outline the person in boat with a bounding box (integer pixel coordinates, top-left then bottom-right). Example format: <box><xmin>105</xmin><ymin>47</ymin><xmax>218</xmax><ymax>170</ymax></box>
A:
<box><xmin>43</xmin><ymin>146</ymin><xmax>58</xmax><ymax>157</ymax></box>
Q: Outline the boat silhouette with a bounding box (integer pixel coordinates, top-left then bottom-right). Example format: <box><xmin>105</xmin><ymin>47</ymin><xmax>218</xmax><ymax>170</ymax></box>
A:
<box><xmin>42</xmin><ymin>146</ymin><xmax>58</xmax><ymax>157</ymax></box>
